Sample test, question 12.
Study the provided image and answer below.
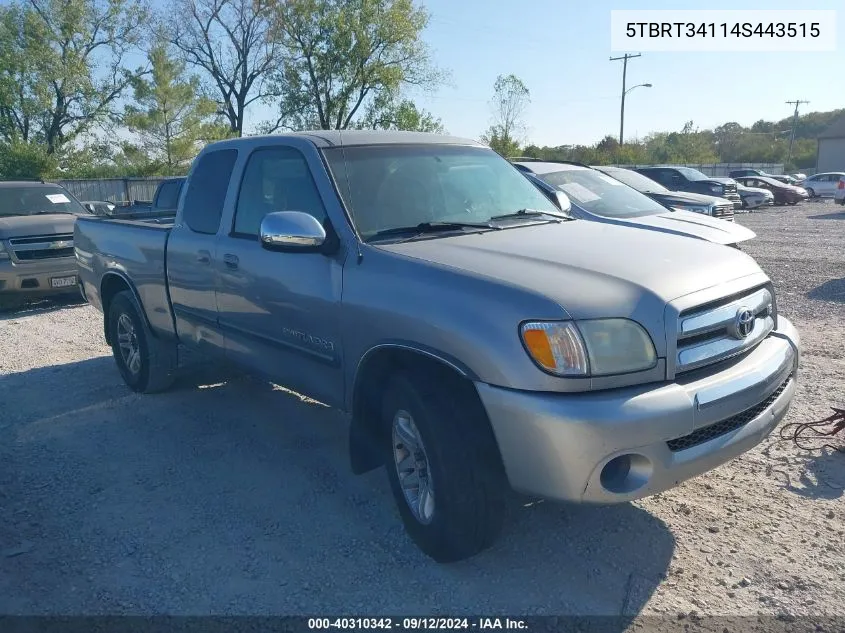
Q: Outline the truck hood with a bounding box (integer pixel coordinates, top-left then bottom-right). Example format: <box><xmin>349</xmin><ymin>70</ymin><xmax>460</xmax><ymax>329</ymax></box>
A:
<box><xmin>648</xmin><ymin>190</ymin><xmax>725</xmax><ymax>207</ymax></box>
<box><xmin>375</xmin><ymin>220</ymin><xmax>764</xmax><ymax>322</ymax></box>
<box><xmin>608</xmin><ymin>209</ymin><xmax>755</xmax><ymax>245</ymax></box>
<box><xmin>707</xmin><ymin>177</ymin><xmax>737</xmax><ymax>186</ymax></box>
<box><xmin>0</xmin><ymin>213</ymin><xmax>79</xmax><ymax>239</ymax></box>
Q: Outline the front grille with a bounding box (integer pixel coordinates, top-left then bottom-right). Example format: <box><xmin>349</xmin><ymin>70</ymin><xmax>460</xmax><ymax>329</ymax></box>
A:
<box><xmin>712</xmin><ymin>204</ymin><xmax>734</xmax><ymax>219</ymax></box>
<box><xmin>667</xmin><ymin>377</ymin><xmax>792</xmax><ymax>452</ymax></box>
<box><xmin>675</xmin><ymin>285</ymin><xmax>776</xmax><ymax>374</ymax></box>
<box><xmin>15</xmin><ymin>247</ymin><xmax>74</xmax><ymax>260</ymax></box>
<box><xmin>9</xmin><ymin>233</ymin><xmax>74</xmax><ymax>261</ymax></box>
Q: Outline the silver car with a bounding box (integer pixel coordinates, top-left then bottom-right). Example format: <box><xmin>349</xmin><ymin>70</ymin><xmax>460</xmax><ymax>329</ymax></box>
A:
<box><xmin>801</xmin><ymin>172</ymin><xmax>845</xmax><ymax>198</ymax></box>
<box><xmin>737</xmin><ymin>183</ymin><xmax>775</xmax><ymax>210</ymax></box>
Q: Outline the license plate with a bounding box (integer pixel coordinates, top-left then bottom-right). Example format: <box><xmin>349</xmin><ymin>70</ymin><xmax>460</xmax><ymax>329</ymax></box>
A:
<box><xmin>50</xmin><ymin>276</ymin><xmax>77</xmax><ymax>288</ymax></box>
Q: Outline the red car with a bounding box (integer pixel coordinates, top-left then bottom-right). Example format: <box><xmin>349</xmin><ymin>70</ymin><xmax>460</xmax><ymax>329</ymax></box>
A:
<box><xmin>733</xmin><ymin>176</ymin><xmax>809</xmax><ymax>205</ymax></box>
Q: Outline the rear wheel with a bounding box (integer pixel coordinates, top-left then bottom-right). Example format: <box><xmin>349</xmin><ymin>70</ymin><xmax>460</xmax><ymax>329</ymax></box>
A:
<box><xmin>382</xmin><ymin>370</ymin><xmax>506</xmax><ymax>563</ymax></box>
<box><xmin>108</xmin><ymin>290</ymin><xmax>177</xmax><ymax>393</ymax></box>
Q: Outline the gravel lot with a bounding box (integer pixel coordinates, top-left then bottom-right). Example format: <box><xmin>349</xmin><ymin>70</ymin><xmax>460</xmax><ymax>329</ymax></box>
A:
<box><xmin>0</xmin><ymin>201</ymin><xmax>843</xmax><ymax>624</ymax></box>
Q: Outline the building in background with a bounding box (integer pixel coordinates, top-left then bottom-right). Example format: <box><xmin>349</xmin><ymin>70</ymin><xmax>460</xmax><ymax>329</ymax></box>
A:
<box><xmin>817</xmin><ymin>116</ymin><xmax>845</xmax><ymax>172</ymax></box>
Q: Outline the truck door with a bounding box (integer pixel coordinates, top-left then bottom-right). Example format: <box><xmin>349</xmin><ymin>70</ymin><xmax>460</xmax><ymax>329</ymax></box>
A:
<box><xmin>166</xmin><ymin>148</ymin><xmax>238</xmax><ymax>355</ymax></box>
<box><xmin>215</xmin><ymin>144</ymin><xmax>345</xmax><ymax>408</ymax></box>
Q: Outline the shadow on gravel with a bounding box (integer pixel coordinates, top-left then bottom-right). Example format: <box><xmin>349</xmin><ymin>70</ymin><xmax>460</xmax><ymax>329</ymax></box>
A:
<box><xmin>0</xmin><ymin>295</ymin><xmax>88</xmax><ymax>321</ymax></box>
<box><xmin>807</xmin><ymin>278</ymin><xmax>845</xmax><ymax>303</ymax></box>
<box><xmin>807</xmin><ymin>210</ymin><xmax>845</xmax><ymax>220</ymax></box>
<box><xmin>1</xmin><ymin>357</ymin><xmax>673</xmax><ymax>619</ymax></box>
<box><xmin>769</xmin><ymin>451</ymin><xmax>845</xmax><ymax>501</ymax></box>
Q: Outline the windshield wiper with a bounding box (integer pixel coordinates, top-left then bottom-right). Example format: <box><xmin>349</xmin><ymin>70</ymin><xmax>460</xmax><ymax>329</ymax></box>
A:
<box><xmin>369</xmin><ymin>220</ymin><xmax>500</xmax><ymax>240</ymax></box>
<box><xmin>30</xmin><ymin>210</ymin><xmax>75</xmax><ymax>215</ymax></box>
<box><xmin>489</xmin><ymin>208</ymin><xmax>567</xmax><ymax>221</ymax></box>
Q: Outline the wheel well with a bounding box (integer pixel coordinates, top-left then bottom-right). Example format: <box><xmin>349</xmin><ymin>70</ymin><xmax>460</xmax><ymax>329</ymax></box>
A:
<box><xmin>100</xmin><ymin>274</ymin><xmax>132</xmax><ymax>345</ymax></box>
<box><xmin>349</xmin><ymin>347</ymin><xmax>497</xmax><ymax>475</ymax></box>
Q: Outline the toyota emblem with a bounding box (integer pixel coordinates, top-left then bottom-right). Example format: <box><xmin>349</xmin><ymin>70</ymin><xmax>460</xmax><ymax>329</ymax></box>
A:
<box><xmin>733</xmin><ymin>307</ymin><xmax>755</xmax><ymax>339</ymax></box>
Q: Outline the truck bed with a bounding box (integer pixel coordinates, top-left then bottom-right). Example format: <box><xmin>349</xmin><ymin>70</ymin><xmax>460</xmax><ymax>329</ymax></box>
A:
<box><xmin>74</xmin><ymin>214</ymin><xmax>177</xmax><ymax>338</ymax></box>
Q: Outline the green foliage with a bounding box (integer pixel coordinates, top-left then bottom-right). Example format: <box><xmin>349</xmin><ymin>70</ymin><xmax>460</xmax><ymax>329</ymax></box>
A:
<box><xmin>0</xmin><ymin>0</ymin><xmax>148</xmax><ymax>153</ymax></box>
<box><xmin>268</xmin><ymin>0</ymin><xmax>440</xmax><ymax>131</ymax></box>
<box><xmin>124</xmin><ymin>44</ymin><xmax>227</xmax><ymax>174</ymax></box>
<box><xmin>527</xmin><ymin>111</ymin><xmax>842</xmax><ymax>168</ymax></box>
<box><xmin>357</xmin><ymin>92</ymin><xmax>445</xmax><ymax>133</ymax></box>
<box><xmin>0</xmin><ymin>141</ymin><xmax>57</xmax><ymax>179</ymax></box>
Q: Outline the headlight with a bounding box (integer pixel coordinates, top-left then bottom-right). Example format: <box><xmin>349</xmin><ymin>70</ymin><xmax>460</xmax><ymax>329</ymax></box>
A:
<box><xmin>677</xmin><ymin>204</ymin><xmax>712</xmax><ymax>215</ymax></box>
<box><xmin>520</xmin><ymin>319</ymin><xmax>657</xmax><ymax>377</ymax></box>
<box><xmin>709</xmin><ymin>185</ymin><xmax>722</xmax><ymax>193</ymax></box>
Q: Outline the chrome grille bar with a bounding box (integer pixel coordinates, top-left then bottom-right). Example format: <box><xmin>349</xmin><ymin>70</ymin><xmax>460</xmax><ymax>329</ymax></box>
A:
<box><xmin>675</xmin><ymin>286</ymin><xmax>775</xmax><ymax>374</ymax></box>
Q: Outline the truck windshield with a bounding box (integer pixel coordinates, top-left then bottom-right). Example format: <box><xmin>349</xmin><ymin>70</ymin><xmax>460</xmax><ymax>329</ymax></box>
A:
<box><xmin>0</xmin><ymin>185</ymin><xmax>88</xmax><ymax>216</ymax></box>
<box><xmin>536</xmin><ymin>168</ymin><xmax>670</xmax><ymax>218</ymax></box>
<box><xmin>323</xmin><ymin>144</ymin><xmax>564</xmax><ymax>240</ymax></box>
<box><xmin>595</xmin><ymin>167</ymin><xmax>670</xmax><ymax>193</ymax></box>
<box><xmin>676</xmin><ymin>167</ymin><xmax>710</xmax><ymax>181</ymax></box>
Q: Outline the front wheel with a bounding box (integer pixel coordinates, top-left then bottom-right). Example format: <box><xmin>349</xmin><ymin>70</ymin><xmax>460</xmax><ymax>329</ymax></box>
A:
<box><xmin>806</xmin><ymin>188</ymin><xmax>815</xmax><ymax>198</ymax></box>
<box><xmin>382</xmin><ymin>370</ymin><xmax>506</xmax><ymax>563</ymax></box>
<box><xmin>108</xmin><ymin>290</ymin><xmax>177</xmax><ymax>393</ymax></box>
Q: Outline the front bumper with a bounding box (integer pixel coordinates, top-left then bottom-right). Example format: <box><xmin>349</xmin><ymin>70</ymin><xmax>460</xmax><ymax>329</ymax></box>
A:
<box><xmin>476</xmin><ymin>317</ymin><xmax>800</xmax><ymax>503</ymax></box>
<box><xmin>0</xmin><ymin>257</ymin><xmax>79</xmax><ymax>297</ymax></box>
<box><xmin>743</xmin><ymin>197</ymin><xmax>773</xmax><ymax>210</ymax></box>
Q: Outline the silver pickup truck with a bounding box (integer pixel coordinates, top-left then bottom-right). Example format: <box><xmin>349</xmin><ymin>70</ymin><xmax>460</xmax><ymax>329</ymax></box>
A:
<box><xmin>75</xmin><ymin>131</ymin><xmax>801</xmax><ymax>562</ymax></box>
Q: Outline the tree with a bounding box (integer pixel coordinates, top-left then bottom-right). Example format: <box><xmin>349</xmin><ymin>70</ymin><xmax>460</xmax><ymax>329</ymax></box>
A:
<box><xmin>481</xmin><ymin>74</ymin><xmax>530</xmax><ymax>157</ymax></box>
<box><xmin>713</xmin><ymin>122</ymin><xmax>743</xmax><ymax>161</ymax></box>
<box><xmin>0</xmin><ymin>0</ymin><xmax>148</xmax><ymax>154</ymax></box>
<box><xmin>266</xmin><ymin>0</ymin><xmax>440</xmax><ymax>131</ymax></box>
<box><xmin>0</xmin><ymin>140</ymin><xmax>57</xmax><ymax>179</ymax></box>
<box><xmin>169</xmin><ymin>0</ymin><xmax>282</xmax><ymax>136</ymax></box>
<box><xmin>124</xmin><ymin>44</ymin><xmax>227</xmax><ymax>172</ymax></box>
<box><xmin>358</xmin><ymin>92</ymin><xmax>444</xmax><ymax>132</ymax></box>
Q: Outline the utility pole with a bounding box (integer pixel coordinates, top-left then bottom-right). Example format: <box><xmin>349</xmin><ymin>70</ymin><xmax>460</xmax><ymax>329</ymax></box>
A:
<box><xmin>785</xmin><ymin>99</ymin><xmax>809</xmax><ymax>166</ymax></box>
<box><xmin>610</xmin><ymin>53</ymin><xmax>641</xmax><ymax>145</ymax></box>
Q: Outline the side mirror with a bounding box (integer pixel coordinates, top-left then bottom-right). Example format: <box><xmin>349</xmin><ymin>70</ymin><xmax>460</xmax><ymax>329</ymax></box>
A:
<box><xmin>554</xmin><ymin>191</ymin><xmax>572</xmax><ymax>213</ymax></box>
<box><xmin>259</xmin><ymin>211</ymin><xmax>327</xmax><ymax>251</ymax></box>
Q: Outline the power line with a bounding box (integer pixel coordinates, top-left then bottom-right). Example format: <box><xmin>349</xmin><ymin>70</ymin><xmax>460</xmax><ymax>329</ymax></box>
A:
<box><xmin>610</xmin><ymin>53</ymin><xmax>641</xmax><ymax>144</ymax></box>
<box><xmin>785</xmin><ymin>99</ymin><xmax>809</xmax><ymax>165</ymax></box>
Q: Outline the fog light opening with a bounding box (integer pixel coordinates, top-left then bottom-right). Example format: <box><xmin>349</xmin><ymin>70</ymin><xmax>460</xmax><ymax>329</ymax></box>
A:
<box><xmin>600</xmin><ymin>454</ymin><xmax>653</xmax><ymax>494</ymax></box>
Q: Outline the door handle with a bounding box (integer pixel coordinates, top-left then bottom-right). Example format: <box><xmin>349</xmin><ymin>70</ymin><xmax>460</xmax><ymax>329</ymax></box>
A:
<box><xmin>197</xmin><ymin>250</ymin><xmax>211</xmax><ymax>264</ymax></box>
<box><xmin>223</xmin><ymin>253</ymin><xmax>239</xmax><ymax>269</ymax></box>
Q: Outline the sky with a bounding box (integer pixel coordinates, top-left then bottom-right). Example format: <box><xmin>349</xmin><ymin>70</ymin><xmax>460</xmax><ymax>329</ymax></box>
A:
<box><xmin>395</xmin><ymin>0</ymin><xmax>845</xmax><ymax>147</ymax></box>
<box><xmin>141</xmin><ymin>0</ymin><xmax>844</xmax><ymax>147</ymax></box>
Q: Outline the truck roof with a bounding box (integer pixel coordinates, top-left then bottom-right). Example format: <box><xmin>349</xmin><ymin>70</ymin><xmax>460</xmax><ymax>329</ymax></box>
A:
<box><xmin>206</xmin><ymin>130</ymin><xmax>484</xmax><ymax>151</ymax></box>
<box><xmin>0</xmin><ymin>180</ymin><xmax>58</xmax><ymax>188</ymax></box>
<box><xmin>512</xmin><ymin>161</ymin><xmax>587</xmax><ymax>175</ymax></box>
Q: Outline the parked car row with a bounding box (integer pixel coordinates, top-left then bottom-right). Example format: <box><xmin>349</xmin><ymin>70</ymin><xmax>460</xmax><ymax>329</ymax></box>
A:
<box><xmin>72</xmin><ymin>130</ymin><xmax>801</xmax><ymax>563</ymax></box>
<box><xmin>511</xmin><ymin>160</ymin><xmax>754</xmax><ymax>247</ymax></box>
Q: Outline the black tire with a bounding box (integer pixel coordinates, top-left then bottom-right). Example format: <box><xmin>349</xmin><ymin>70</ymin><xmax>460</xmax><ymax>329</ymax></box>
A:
<box><xmin>806</xmin><ymin>188</ymin><xmax>815</xmax><ymax>198</ymax></box>
<box><xmin>381</xmin><ymin>369</ymin><xmax>506</xmax><ymax>563</ymax></box>
<box><xmin>108</xmin><ymin>290</ymin><xmax>177</xmax><ymax>393</ymax></box>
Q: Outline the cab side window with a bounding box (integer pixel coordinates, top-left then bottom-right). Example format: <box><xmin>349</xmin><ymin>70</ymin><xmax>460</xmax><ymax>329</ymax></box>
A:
<box><xmin>233</xmin><ymin>147</ymin><xmax>327</xmax><ymax>237</ymax></box>
<box><xmin>182</xmin><ymin>150</ymin><xmax>237</xmax><ymax>234</ymax></box>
